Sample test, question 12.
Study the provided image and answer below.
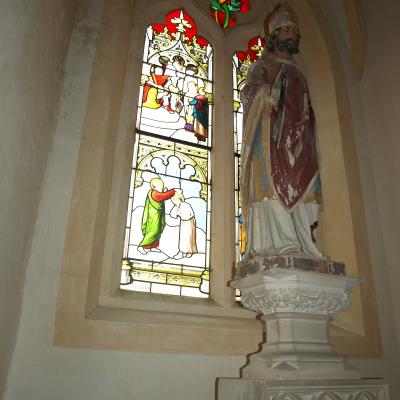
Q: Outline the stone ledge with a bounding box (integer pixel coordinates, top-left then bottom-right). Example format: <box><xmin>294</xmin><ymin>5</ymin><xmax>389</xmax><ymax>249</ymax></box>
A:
<box><xmin>217</xmin><ymin>378</ymin><xmax>390</xmax><ymax>400</ymax></box>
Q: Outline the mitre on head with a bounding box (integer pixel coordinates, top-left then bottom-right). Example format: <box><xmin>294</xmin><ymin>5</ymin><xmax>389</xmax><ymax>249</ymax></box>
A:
<box><xmin>268</xmin><ymin>2</ymin><xmax>298</xmax><ymax>34</ymax></box>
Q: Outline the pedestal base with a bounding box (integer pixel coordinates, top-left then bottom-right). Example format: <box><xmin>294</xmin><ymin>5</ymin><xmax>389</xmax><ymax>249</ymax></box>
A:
<box><xmin>242</xmin><ymin>312</ymin><xmax>360</xmax><ymax>380</ymax></box>
<box><xmin>217</xmin><ymin>378</ymin><xmax>391</xmax><ymax>400</ymax></box>
<box><xmin>231</xmin><ymin>267</ymin><xmax>360</xmax><ymax>380</ymax></box>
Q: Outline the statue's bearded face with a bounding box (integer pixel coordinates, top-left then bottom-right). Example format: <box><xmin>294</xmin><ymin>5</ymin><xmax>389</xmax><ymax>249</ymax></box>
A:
<box><xmin>267</xmin><ymin>26</ymin><xmax>301</xmax><ymax>54</ymax></box>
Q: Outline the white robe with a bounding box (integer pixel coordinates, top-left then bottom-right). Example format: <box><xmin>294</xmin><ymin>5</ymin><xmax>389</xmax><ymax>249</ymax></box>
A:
<box><xmin>241</xmin><ymin>56</ymin><xmax>323</xmax><ymax>260</ymax></box>
<box><xmin>170</xmin><ymin>202</ymin><xmax>198</xmax><ymax>254</ymax></box>
<box><xmin>247</xmin><ymin>197</ymin><xmax>322</xmax><ymax>259</ymax></box>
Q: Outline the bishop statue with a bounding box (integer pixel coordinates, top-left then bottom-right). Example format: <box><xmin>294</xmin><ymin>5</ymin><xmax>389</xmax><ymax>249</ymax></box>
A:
<box><xmin>241</xmin><ymin>3</ymin><xmax>323</xmax><ymax>259</ymax></box>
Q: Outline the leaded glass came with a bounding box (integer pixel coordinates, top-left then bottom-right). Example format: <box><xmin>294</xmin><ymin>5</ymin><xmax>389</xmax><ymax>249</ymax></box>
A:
<box><xmin>121</xmin><ymin>9</ymin><xmax>213</xmax><ymax>298</ymax></box>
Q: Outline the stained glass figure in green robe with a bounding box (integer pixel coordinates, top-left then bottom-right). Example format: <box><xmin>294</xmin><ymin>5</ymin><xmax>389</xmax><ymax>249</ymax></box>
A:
<box><xmin>138</xmin><ymin>177</ymin><xmax>176</xmax><ymax>254</ymax></box>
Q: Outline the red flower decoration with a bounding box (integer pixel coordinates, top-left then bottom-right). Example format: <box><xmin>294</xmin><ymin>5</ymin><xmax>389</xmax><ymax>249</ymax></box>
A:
<box><xmin>151</xmin><ymin>9</ymin><xmax>209</xmax><ymax>47</ymax></box>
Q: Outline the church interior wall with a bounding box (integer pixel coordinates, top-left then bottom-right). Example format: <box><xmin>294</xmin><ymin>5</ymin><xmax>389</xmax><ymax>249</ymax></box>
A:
<box><xmin>360</xmin><ymin>0</ymin><xmax>400</xmax><ymax>354</ymax></box>
<box><xmin>0</xmin><ymin>0</ymin><xmax>80</xmax><ymax>397</ymax></box>
<box><xmin>320</xmin><ymin>0</ymin><xmax>400</xmax><ymax>393</ymax></box>
<box><xmin>2</xmin><ymin>0</ymin><xmax>400</xmax><ymax>399</ymax></box>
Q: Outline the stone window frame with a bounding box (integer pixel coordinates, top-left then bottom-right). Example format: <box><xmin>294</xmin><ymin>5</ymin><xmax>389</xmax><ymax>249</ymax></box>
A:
<box><xmin>54</xmin><ymin>0</ymin><xmax>382</xmax><ymax>358</ymax></box>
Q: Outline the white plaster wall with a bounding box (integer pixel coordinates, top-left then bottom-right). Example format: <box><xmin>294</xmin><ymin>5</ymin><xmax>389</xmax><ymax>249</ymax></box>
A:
<box><xmin>360</xmin><ymin>0</ymin><xmax>400</xmax><ymax>352</ymax></box>
<box><xmin>0</xmin><ymin>0</ymin><xmax>79</xmax><ymax>396</ymax></box>
<box><xmin>321</xmin><ymin>0</ymin><xmax>400</xmax><ymax>395</ymax></box>
<box><xmin>3</xmin><ymin>1</ymin><xmax>244</xmax><ymax>399</ymax></box>
<box><xmin>4</xmin><ymin>0</ymin><xmax>400</xmax><ymax>399</ymax></box>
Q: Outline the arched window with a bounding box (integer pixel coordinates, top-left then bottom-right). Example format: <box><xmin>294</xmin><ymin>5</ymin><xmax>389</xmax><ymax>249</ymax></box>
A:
<box><xmin>53</xmin><ymin>0</ymin><xmax>380</xmax><ymax>359</ymax></box>
<box><xmin>120</xmin><ymin>9</ymin><xmax>213</xmax><ymax>298</ymax></box>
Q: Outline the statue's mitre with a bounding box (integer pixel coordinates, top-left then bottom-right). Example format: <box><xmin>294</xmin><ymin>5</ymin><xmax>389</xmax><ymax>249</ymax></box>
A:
<box><xmin>268</xmin><ymin>3</ymin><xmax>298</xmax><ymax>34</ymax></box>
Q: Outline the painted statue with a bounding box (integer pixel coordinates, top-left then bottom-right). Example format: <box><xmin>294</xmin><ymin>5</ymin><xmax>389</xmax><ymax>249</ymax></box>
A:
<box><xmin>241</xmin><ymin>3</ymin><xmax>323</xmax><ymax>259</ymax></box>
<box><xmin>138</xmin><ymin>177</ymin><xmax>176</xmax><ymax>254</ymax></box>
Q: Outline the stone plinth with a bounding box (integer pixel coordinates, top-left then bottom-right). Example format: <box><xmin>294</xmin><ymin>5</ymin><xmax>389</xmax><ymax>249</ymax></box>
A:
<box><xmin>236</xmin><ymin>255</ymin><xmax>346</xmax><ymax>279</ymax></box>
<box><xmin>231</xmin><ymin>260</ymin><xmax>360</xmax><ymax>380</ymax></box>
<box><xmin>217</xmin><ymin>378</ymin><xmax>390</xmax><ymax>400</ymax></box>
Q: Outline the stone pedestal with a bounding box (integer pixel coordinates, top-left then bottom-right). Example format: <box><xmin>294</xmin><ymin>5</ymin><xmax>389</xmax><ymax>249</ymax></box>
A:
<box><xmin>217</xmin><ymin>256</ymin><xmax>390</xmax><ymax>400</ymax></box>
<box><xmin>217</xmin><ymin>378</ymin><xmax>390</xmax><ymax>400</ymax></box>
<box><xmin>231</xmin><ymin>258</ymin><xmax>360</xmax><ymax>380</ymax></box>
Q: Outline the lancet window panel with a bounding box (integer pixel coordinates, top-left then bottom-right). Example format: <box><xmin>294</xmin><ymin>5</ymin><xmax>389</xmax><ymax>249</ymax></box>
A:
<box><xmin>120</xmin><ymin>9</ymin><xmax>213</xmax><ymax>299</ymax></box>
<box><xmin>232</xmin><ymin>36</ymin><xmax>266</xmax><ymax>264</ymax></box>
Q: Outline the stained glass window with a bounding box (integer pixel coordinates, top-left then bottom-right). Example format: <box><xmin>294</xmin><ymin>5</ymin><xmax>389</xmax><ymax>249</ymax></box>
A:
<box><xmin>210</xmin><ymin>0</ymin><xmax>250</xmax><ymax>29</ymax></box>
<box><xmin>120</xmin><ymin>9</ymin><xmax>213</xmax><ymax>298</ymax></box>
<box><xmin>233</xmin><ymin>36</ymin><xmax>266</xmax><ymax>264</ymax></box>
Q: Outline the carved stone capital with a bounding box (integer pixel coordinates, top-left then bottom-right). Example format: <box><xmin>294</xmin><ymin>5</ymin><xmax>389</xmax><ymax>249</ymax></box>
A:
<box><xmin>241</xmin><ymin>285</ymin><xmax>352</xmax><ymax>315</ymax></box>
<box><xmin>232</xmin><ymin>267</ymin><xmax>358</xmax><ymax>316</ymax></box>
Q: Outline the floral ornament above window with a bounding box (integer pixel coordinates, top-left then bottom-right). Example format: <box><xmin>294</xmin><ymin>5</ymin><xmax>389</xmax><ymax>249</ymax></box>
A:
<box><xmin>210</xmin><ymin>0</ymin><xmax>250</xmax><ymax>29</ymax></box>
